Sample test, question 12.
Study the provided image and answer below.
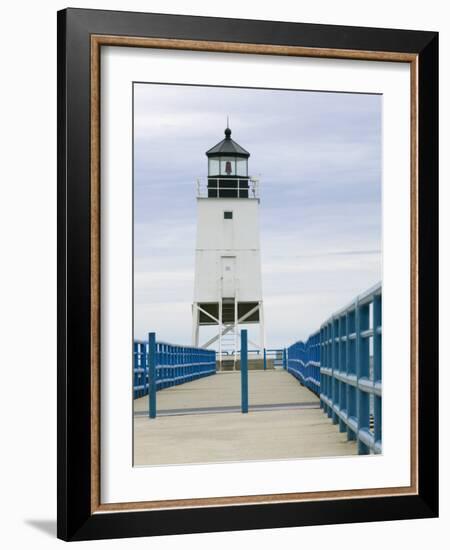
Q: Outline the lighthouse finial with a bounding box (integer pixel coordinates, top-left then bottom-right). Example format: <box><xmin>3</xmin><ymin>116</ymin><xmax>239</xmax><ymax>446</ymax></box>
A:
<box><xmin>225</xmin><ymin>116</ymin><xmax>231</xmax><ymax>139</ymax></box>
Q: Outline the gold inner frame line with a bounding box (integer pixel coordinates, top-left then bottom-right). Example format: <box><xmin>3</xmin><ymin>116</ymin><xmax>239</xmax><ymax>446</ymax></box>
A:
<box><xmin>90</xmin><ymin>34</ymin><xmax>419</xmax><ymax>514</ymax></box>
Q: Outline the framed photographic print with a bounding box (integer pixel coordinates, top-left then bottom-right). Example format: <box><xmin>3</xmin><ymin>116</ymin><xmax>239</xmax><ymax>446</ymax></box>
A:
<box><xmin>57</xmin><ymin>8</ymin><xmax>438</xmax><ymax>541</ymax></box>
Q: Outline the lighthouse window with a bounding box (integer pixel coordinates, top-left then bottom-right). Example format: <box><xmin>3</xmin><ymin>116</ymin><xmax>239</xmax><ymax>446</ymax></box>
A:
<box><xmin>224</xmin><ymin>211</ymin><xmax>233</xmax><ymax>219</ymax></box>
<box><xmin>208</xmin><ymin>158</ymin><xmax>220</xmax><ymax>176</ymax></box>
<box><xmin>236</xmin><ymin>158</ymin><xmax>248</xmax><ymax>177</ymax></box>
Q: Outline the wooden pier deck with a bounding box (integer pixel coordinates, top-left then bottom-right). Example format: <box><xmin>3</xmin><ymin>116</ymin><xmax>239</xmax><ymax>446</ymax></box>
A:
<box><xmin>133</xmin><ymin>370</ymin><xmax>357</xmax><ymax>466</ymax></box>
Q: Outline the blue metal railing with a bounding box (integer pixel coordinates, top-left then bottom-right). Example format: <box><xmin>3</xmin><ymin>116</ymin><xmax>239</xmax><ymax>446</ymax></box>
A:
<box><xmin>286</xmin><ymin>283</ymin><xmax>382</xmax><ymax>455</ymax></box>
<box><xmin>133</xmin><ymin>335</ymin><xmax>216</xmax><ymax>404</ymax></box>
<box><xmin>244</xmin><ymin>348</ymin><xmax>286</xmax><ymax>369</ymax></box>
<box><xmin>287</xmin><ymin>333</ymin><xmax>321</xmax><ymax>395</ymax></box>
<box><xmin>241</xmin><ymin>330</ymin><xmax>249</xmax><ymax>413</ymax></box>
<box><xmin>320</xmin><ymin>283</ymin><xmax>382</xmax><ymax>454</ymax></box>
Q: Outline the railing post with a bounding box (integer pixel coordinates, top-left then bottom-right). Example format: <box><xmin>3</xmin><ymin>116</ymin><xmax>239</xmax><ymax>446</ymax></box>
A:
<box><xmin>241</xmin><ymin>330</ymin><xmax>248</xmax><ymax>413</ymax></box>
<box><xmin>148</xmin><ymin>332</ymin><xmax>157</xmax><ymax>419</ymax></box>
<box><xmin>346</xmin><ymin>311</ymin><xmax>356</xmax><ymax>441</ymax></box>
<box><xmin>356</xmin><ymin>299</ymin><xmax>370</xmax><ymax>454</ymax></box>
<box><xmin>263</xmin><ymin>348</ymin><xmax>267</xmax><ymax>370</ymax></box>
<box><xmin>133</xmin><ymin>342</ymin><xmax>138</xmax><ymax>399</ymax></box>
<box><xmin>338</xmin><ymin>315</ymin><xmax>346</xmax><ymax>433</ymax></box>
<box><xmin>327</xmin><ymin>322</ymin><xmax>332</xmax><ymax>418</ymax></box>
<box><xmin>373</xmin><ymin>293</ymin><xmax>382</xmax><ymax>451</ymax></box>
<box><xmin>319</xmin><ymin>329</ymin><xmax>324</xmax><ymax>409</ymax></box>
<box><xmin>331</xmin><ymin>317</ymin><xmax>338</xmax><ymax>425</ymax></box>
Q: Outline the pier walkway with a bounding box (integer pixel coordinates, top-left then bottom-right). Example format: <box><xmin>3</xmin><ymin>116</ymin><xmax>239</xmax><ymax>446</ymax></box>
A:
<box><xmin>133</xmin><ymin>370</ymin><xmax>357</xmax><ymax>465</ymax></box>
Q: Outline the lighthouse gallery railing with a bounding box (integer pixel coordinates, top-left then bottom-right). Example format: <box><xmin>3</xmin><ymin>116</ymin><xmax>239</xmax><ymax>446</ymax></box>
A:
<box><xmin>287</xmin><ymin>283</ymin><xmax>382</xmax><ymax>455</ymax></box>
<box><xmin>196</xmin><ymin>177</ymin><xmax>260</xmax><ymax>198</ymax></box>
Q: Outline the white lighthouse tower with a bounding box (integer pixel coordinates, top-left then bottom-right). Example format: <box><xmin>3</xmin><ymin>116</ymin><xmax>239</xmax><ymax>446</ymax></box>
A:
<box><xmin>192</xmin><ymin>126</ymin><xmax>264</xmax><ymax>369</ymax></box>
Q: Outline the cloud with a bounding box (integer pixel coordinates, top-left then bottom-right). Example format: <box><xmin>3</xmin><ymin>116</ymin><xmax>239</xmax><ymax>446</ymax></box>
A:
<box><xmin>133</xmin><ymin>83</ymin><xmax>382</xmax><ymax>346</ymax></box>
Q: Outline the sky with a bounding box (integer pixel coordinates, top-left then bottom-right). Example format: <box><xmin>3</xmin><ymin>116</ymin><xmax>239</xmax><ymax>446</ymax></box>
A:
<box><xmin>133</xmin><ymin>83</ymin><xmax>382</xmax><ymax>348</ymax></box>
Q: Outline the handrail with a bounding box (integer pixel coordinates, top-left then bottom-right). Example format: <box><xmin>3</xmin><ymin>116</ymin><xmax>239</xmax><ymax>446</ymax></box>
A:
<box><xmin>287</xmin><ymin>332</ymin><xmax>321</xmax><ymax>396</ymax></box>
<box><xmin>287</xmin><ymin>284</ymin><xmax>382</xmax><ymax>455</ymax></box>
<box><xmin>133</xmin><ymin>335</ymin><xmax>216</xmax><ymax>417</ymax></box>
<box><xmin>321</xmin><ymin>282</ymin><xmax>382</xmax><ymax>325</ymax></box>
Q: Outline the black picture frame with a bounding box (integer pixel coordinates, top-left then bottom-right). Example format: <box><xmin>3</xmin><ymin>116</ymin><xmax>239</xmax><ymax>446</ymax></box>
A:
<box><xmin>57</xmin><ymin>7</ymin><xmax>438</xmax><ymax>541</ymax></box>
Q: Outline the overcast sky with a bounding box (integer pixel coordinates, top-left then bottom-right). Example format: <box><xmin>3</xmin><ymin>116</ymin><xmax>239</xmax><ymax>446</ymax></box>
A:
<box><xmin>133</xmin><ymin>83</ymin><xmax>381</xmax><ymax>348</ymax></box>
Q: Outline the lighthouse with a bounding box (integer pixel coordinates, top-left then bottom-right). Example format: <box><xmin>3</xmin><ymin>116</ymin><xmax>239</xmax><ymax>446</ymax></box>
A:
<box><xmin>192</xmin><ymin>125</ymin><xmax>265</xmax><ymax>369</ymax></box>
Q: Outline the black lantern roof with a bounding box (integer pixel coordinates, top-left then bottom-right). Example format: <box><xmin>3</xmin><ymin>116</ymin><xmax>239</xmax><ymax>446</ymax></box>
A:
<box><xmin>205</xmin><ymin>127</ymin><xmax>250</xmax><ymax>158</ymax></box>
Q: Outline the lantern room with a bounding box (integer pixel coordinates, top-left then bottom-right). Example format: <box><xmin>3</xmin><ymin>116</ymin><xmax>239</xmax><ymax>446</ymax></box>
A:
<box><xmin>206</xmin><ymin>127</ymin><xmax>250</xmax><ymax>198</ymax></box>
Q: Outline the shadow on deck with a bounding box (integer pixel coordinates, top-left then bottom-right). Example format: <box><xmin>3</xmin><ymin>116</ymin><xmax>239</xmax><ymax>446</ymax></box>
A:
<box><xmin>133</xmin><ymin>370</ymin><xmax>357</xmax><ymax>466</ymax></box>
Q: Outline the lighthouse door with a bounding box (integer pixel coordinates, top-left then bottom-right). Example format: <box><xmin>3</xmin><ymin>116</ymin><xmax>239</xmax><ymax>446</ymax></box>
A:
<box><xmin>221</xmin><ymin>256</ymin><xmax>236</xmax><ymax>298</ymax></box>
